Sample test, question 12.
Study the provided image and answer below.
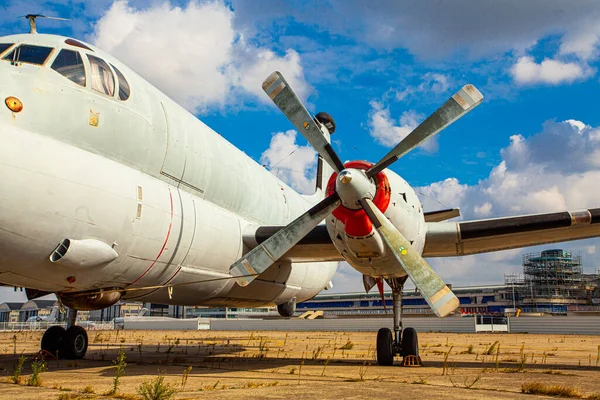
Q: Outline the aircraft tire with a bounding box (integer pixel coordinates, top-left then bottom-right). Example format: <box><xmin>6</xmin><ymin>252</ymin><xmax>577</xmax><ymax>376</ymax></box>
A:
<box><xmin>401</xmin><ymin>327</ymin><xmax>419</xmax><ymax>357</ymax></box>
<box><xmin>277</xmin><ymin>298</ymin><xmax>296</xmax><ymax>318</ymax></box>
<box><xmin>41</xmin><ymin>325</ymin><xmax>66</xmax><ymax>358</ymax></box>
<box><xmin>62</xmin><ymin>326</ymin><xmax>88</xmax><ymax>359</ymax></box>
<box><xmin>376</xmin><ymin>327</ymin><xmax>394</xmax><ymax>366</ymax></box>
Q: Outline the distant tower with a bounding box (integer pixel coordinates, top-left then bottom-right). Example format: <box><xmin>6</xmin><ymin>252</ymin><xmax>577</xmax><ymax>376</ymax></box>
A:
<box><xmin>521</xmin><ymin>249</ymin><xmax>584</xmax><ymax>313</ymax></box>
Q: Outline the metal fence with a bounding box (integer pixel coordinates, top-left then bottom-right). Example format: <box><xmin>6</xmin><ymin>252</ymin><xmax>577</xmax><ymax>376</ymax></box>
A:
<box><xmin>0</xmin><ymin>322</ymin><xmax>114</xmax><ymax>331</ymax></box>
<box><xmin>3</xmin><ymin>316</ymin><xmax>600</xmax><ymax>335</ymax></box>
<box><xmin>211</xmin><ymin>316</ymin><xmax>600</xmax><ymax>335</ymax></box>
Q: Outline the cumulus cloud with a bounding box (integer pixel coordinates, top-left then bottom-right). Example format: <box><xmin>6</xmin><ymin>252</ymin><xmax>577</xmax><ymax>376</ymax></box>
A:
<box><xmin>368</xmin><ymin>101</ymin><xmax>438</xmax><ymax>152</ymax></box>
<box><xmin>260</xmin><ymin>130</ymin><xmax>317</xmax><ymax>194</ymax></box>
<box><xmin>91</xmin><ymin>1</ymin><xmax>309</xmax><ymax>113</ymax></box>
<box><xmin>511</xmin><ymin>56</ymin><xmax>593</xmax><ymax>85</ymax></box>
<box><xmin>395</xmin><ymin>72</ymin><xmax>452</xmax><ymax>102</ymax></box>
<box><xmin>232</xmin><ymin>0</ymin><xmax>600</xmax><ymax>61</ymax></box>
<box><xmin>422</xmin><ymin>119</ymin><xmax>600</xmax><ymax>216</ymax></box>
<box><xmin>420</xmin><ymin>118</ymin><xmax>600</xmax><ymax>285</ymax></box>
<box><xmin>559</xmin><ymin>20</ymin><xmax>600</xmax><ymax>61</ymax></box>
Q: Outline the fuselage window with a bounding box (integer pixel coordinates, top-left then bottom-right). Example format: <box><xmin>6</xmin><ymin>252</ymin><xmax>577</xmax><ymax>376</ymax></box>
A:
<box><xmin>87</xmin><ymin>55</ymin><xmax>115</xmax><ymax>96</ymax></box>
<box><xmin>0</xmin><ymin>43</ymin><xmax>14</xmax><ymax>56</ymax></box>
<box><xmin>51</xmin><ymin>49</ymin><xmax>86</xmax><ymax>87</ymax></box>
<box><xmin>2</xmin><ymin>44</ymin><xmax>53</xmax><ymax>65</ymax></box>
<box><xmin>110</xmin><ymin>64</ymin><xmax>130</xmax><ymax>101</ymax></box>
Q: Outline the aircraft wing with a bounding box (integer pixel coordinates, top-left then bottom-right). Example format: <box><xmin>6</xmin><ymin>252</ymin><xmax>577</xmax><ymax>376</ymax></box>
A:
<box><xmin>244</xmin><ymin>225</ymin><xmax>343</xmax><ymax>262</ymax></box>
<box><xmin>424</xmin><ymin>208</ymin><xmax>460</xmax><ymax>222</ymax></box>
<box><xmin>247</xmin><ymin>208</ymin><xmax>600</xmax><ymax>261</ymax></box>
<box><xmin>423</xmin><ymin>208</ymin><xmax>600</xmax><ymax>257</ymax></box>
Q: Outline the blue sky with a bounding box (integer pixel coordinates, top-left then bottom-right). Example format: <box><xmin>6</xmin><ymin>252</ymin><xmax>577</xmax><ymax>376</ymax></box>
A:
<box><xmin>2</xmin><ymin>0</ymin><xmax>600</xmax><ymax>295</ymax></box>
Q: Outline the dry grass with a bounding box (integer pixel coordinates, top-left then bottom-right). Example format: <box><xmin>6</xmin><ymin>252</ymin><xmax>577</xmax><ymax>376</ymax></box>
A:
<box><xmin>2</xmin><ymin>331</ymin><xmax>600</xmax><ymax>399</ymax></box>
<box><xmin>521</xmin><ymin>381</ymin><xmax>583</xmax><ymax>398</ymax></box>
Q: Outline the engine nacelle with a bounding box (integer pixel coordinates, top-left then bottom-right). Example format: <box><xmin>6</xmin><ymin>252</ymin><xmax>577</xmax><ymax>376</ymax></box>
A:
<box><xmin>326</xmin><ymin>166</ymin><xmax>426</xmax><ymax>278</ymax></box>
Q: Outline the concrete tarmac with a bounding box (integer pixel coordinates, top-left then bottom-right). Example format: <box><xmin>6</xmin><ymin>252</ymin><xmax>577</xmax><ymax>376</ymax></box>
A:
<box><xmin>0</xmin><ymin>330</ymin><xmax>599</xmax><ymax>399</ymax></box>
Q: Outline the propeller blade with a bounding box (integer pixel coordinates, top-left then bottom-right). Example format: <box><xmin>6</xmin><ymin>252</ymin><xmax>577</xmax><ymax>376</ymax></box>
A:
<box><xmin>367</xmin><ymin>84</ymin><xmax>483</xmax><ymax>178</ymax></box>
<box><xmin>230</xmin><ymin>193</ymin><xmax>340</xmax><ymax>286</ymax></box>
<box><xmin>359</xmin><ymin>198</ymin><xmax>459</xmax><ymax>317</ymax></box>
<box><xmin>262</xmin><ymin>71</ymin><xmax>345</xmax><ymax>173</ymax></box>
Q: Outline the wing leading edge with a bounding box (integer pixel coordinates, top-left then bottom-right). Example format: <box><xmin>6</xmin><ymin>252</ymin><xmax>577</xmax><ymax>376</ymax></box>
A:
<box><xmin>423</xmin><ymin>208</ymin><xmax>600</xmax><ymax>257</ymax></box>
<box><xmin>244</xmin><ymin>208</ymin><xmax>600</xmax><ymax>261</ymax></box>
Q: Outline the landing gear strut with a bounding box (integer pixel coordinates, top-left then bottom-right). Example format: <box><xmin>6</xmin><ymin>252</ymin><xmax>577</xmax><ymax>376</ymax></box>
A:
<box><xmin>40</xmin><ymin>308</ymin><xmax>88</xmax><ymax>359</ymax></box>
<box><xmin>376</xmin><ymin>277</ymin><xmax>419</xmax><ymax>366</ymax></box>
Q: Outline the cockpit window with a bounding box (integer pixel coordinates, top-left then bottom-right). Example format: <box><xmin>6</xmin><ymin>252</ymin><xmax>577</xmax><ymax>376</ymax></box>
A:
<box><xmin>87</xmin><ymin>55</ymin><xmax>115</xmax><ymax>96</ymax></box>
<box><xmin>110</xmin><ymin>64</ymin><xmax>130</xmax><ymax>101</ymax></box>
<box><xmin>2</xmin><ymin>44</ymin><xmax>53</xmax><ymax>65</ymax></box>
<box><xmin>51</xmin><ymin>49</ymin><xmax>85</xmax><ymax>87</ymax></box>
<box><xmin>0</xmin><ymin>43</ymin><xmax>13</xmax><ymax>56</ymax></box>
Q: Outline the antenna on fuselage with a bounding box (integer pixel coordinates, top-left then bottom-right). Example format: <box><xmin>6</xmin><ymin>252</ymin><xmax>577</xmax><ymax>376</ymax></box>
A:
<box><xmin>20</xmin><ymin>14</ymin><xmax>69</xmax><ymax>34</ymax></box>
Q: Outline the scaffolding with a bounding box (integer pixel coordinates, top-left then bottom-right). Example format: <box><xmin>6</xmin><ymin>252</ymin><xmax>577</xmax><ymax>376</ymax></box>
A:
<box><xmin>504</xmin><ymin>249</ymin><xmax>592</xmax><ymax>314</ymax></box>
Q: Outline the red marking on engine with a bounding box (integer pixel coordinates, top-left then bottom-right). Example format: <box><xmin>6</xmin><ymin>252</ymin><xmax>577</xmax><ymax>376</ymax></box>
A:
<box><xmin>66</xmin><ymin>276</ymin><xmax>76</xmax><ymax>284</ymax></box>
<box><xmin>129</xmin><ymin>189</ymin><xmax>174</xmax><ymax>285</ymax></box>
<box><xmin>325</xmin><ymin>160</ymin><xmax>391</xmax><ymax>236</ymax></box>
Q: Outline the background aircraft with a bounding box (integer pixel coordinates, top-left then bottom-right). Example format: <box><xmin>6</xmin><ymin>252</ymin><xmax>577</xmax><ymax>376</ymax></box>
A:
<box><xmin>1</xmin><ymin>18</ymin><xmax>599</xmax><ymax>363</ymax></box>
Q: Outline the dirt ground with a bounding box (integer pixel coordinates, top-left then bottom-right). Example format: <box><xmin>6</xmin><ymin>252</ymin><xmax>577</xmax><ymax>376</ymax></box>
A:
<box><xmin>0</xmin><ymin>329</ymin><xmax>599</xmax><ymax>399</ymax></box>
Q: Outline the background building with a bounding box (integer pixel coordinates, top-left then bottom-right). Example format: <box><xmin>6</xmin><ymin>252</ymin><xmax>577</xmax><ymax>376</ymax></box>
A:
<box><xmin>504</xmin><ymin>249</ymin><xmax>600</xmax><ymax>314</ymax></box>
<box><xmin>11</xmin><ymin>248</ymin><xmax>598</xmax><ymax>322</ymax></box>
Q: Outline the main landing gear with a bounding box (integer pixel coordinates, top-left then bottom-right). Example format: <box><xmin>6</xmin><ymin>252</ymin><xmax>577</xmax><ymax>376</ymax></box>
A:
<box><xmin>376</xmin><ymin>277</ymin><xmax>419</xmax><ymax>366</ymax></box>
<box><xmin>41</xmin><ymin>309</ymin><xmax>88</xmax><ymax>359</ymax></box>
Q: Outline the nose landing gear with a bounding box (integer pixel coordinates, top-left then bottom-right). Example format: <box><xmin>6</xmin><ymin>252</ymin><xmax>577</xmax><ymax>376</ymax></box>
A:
<box><xmin>375</xmin><ymin>277</ymin><xmax>420</xmax><ymax>366</ymax></box>
<box><xmin>40</xmin><ymin>309</ymin><xmax>88</xmax><ymax>359</ymax></box>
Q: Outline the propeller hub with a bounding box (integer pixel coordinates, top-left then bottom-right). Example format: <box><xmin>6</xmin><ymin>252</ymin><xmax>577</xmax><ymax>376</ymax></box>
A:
<box><xmin>338</xmin><ymin>170</ymin><xmax>353</xmax><ymax>184</ymax></box>
<box><xmin>336</xmin><ymin>168</ymin><xmax>376</xmax><ymax>210</ymax></box>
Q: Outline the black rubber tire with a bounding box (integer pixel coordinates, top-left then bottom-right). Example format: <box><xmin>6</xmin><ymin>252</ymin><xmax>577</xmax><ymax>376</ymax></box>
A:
<box><xmin>376</xmin><ymin>328</ymin><xmax>394</xmax><ymax>366</ymax></box>
<box><xmin>41</xmin><ymin>326</ymin><xmax>66</xmax><ymax>358</ymax></box>
<box><xmin>401</xmin><ymin>327</ymin><xmax>419</xmax><ymax>357</ymax></box>
<box><xmin>62</xmin><ymin>326</ymin><xmax>88</xmax><ymax>359</ymax></box>
<box><xmin>277</xmin><ymin>299</ymin><xmax>296</xmax><ymax>318</ymax></box>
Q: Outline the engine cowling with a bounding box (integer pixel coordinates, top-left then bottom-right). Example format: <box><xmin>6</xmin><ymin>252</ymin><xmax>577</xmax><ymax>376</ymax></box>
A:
<box><xmin>325</xmin><ymin>162</ymin><xmax>426</xmax><ymax>278</ymax></box>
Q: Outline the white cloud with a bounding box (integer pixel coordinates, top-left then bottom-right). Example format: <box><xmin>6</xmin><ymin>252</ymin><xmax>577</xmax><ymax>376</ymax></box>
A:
<box><xmin>511</xmin><ymin>56</ymin><xmax>592</xmax><ymax>85</ymax></box>
<box><xmin>232</xmin><ymin>0</ymin><xmax>600</xmax><ymax>61</ymax></box>
<box><xmin>395</xmin><ymin>72</ymin><xmax>452</xmax><ymax>102</ymax></box>
<box><xmin>559</xmin><ymin>21</ymin><xmax>600</xmax><ymax>61</ymax></box>
<box><xmin>330</xmin><ymin>262</ymin><xmax>367</xmax><ymax>293</ymax></box>
<box><xmin>474</xmin><ymin>202</ymin><xmax>493</xmax><ymax>217</ymax></box>
<box><xmin>260</xmin><ymin>130</ymin><xmax>317</xmax><ymax>194</ymax></box>
<box><xmin>420</xmin><ymin>118</ymin><xmax>600</xmax><ymax>285</ymax></box>
<box><xmin>233</xmin><ymin>47</ymin><xmax>311</xmax><ymax>103</ymax></box>
<box><xmin>91</xmin><ymin>1</ymin><xmax>309</xmax><ymax>113</ymax></box>
<box><xmin>368</xmin><ymin>101</ymin><xmax>438</xmax><ymax>152</ymax></box>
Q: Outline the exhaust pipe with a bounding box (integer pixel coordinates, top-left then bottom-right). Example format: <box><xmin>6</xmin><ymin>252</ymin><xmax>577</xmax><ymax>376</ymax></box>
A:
<box><xmin>49</xmin><ymin>238</ymin><xmax>118</xmax><ymax>269</ymax></box>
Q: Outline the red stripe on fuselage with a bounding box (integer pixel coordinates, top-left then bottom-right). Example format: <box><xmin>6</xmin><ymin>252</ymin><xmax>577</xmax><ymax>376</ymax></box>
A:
<box><xmin>129</xmin><ymin>189</ymin><xmax>174</xmax><ymax>285</ymax></box>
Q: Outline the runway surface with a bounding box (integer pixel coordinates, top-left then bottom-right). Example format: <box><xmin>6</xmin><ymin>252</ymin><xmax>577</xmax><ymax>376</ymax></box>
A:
<box><xmin>1</xmin><ymin>330</ymin><xmax>600</xmax><ymax>399</ymax></box>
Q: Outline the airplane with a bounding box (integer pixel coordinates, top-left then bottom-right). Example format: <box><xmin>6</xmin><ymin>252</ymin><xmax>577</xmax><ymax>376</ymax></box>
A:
<box><xmin>25</xmin><ymin>305</ymin><xmax>96</xmax><ymax>328</ymax></box>
<box><xmin>1</xmin><ymin>17</ymin><xmax>600</xmax><ymax>363</ymax></box>
<box><xmin>26</xmin><ymin>305</ymin><xmax>59</xmax><ymax>323</ymax></box>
